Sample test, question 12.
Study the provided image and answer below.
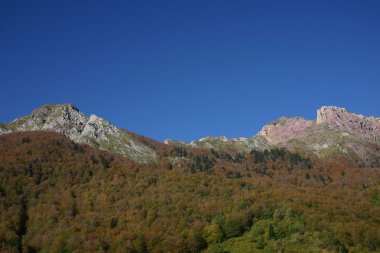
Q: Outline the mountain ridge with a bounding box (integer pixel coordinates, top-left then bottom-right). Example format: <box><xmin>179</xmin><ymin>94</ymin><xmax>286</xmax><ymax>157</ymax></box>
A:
<box><xmin>1</xmin><ymin>104</ymin><xmax>379</xmax><ymax>166</ymax></box>
<box><xmin>0</xmin><ymin>104</ymin><xmax>380</xmax><ymax>252</ymax></box>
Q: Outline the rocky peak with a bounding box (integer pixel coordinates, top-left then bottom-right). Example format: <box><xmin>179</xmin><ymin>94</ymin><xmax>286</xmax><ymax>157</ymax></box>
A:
<box><xmin>6</xmin><ymin>103</ymin><xmax>87</xmax><ymax>141</ymax></box>
<box><xmin>257</xmin><ymin>106</ymin><xmax>380</xmax><ymax>167</ymax></box>
<box><xmin>28</xmin><ymin>104</ymin><xmax>83</xmax><ymax>125</ymax></box>
<box><xmin>31</xmin><ymin>103</ymin><xmax>79</xmax><ymax>115</ymax></box>
<box><xmin>316</xmin><ymin>106</ymin><xmax>380</xmax><ymax>141</ymax></box>
<box><xmin>1</xmin><ymin>104</ymin><xmax>156</xmax><ymax>163</ymax></box>
<box><xmin>316</xmin><ymin>106</ymin><xmax>347</xmax><ymax>124</ymax></box>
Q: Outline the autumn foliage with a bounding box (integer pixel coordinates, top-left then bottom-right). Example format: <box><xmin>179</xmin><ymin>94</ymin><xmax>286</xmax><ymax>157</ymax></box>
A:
<box><xmin>0</xmin><ymin>131</ymin><xmax>379</xmax><ymax>252</ymax></box>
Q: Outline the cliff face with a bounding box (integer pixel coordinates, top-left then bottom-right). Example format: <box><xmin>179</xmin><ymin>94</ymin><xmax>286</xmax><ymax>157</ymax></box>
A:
<box><xmin>317</xmin><ymin>106</ymin><xmax>380</xmax><ymax>142</ymax></box>
<box><xmin>258</xmin><ymin>106</ymin><xmax>380</xmax><ymax>167</ymax></box>
<box><xmin>0</xmin><ymin>104</ymin><xmax>156</xmax><ymax>163</ymax></box>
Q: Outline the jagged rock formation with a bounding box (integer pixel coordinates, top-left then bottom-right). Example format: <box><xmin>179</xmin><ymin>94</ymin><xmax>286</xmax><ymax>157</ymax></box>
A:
<box><xmin>0</xmin><ymin>104</ymin><xmax>156</xmax><ymax>163</ymax></box>
<box><xmin>258</xmin><ymin>106</ymin><xmax>380</xmax><ymax>167</ymax></box>
<box><xmin>317</xmin><ymin>106</ymin><xmax>380</xmax><ymax>142</ymax></box>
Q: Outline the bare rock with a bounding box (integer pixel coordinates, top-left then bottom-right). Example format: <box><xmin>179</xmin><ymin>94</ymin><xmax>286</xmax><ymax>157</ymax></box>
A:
<box><xmin>0</xmin><ymin>104</ymin><xmax>156</xmax><ymax>163</ymax></box>
<box><xmin>317</xmin><ymin>106</ymin><xmax>380</xmax><ymax>142</ymax></box>
<box><xmin>258</xmin><ymin>117</ymin><xmax>316</xmax><ymax>144</ymax></box>
<box><xmin>258</xmin><ymin>106</ymin><xmax>380</xmax><ymax>166</ymax></box>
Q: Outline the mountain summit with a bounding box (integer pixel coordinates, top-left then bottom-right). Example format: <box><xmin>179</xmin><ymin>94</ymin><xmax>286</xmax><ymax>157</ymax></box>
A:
<box><xmin>0</xmin><ymin>104</ymin><xmax>156</xmax><ymax>163</ymax></box>
<box><xmin>258</xmin><ymin>106</ymin><xmax>380</xmax><ymax>166</ymax></box>
<box><xmin>317</xmin><ymin>106</ymin><xmax>380</xmax><ymax>141</ymax></box>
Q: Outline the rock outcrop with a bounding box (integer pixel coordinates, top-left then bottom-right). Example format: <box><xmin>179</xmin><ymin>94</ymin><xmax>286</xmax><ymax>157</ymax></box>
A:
<box><xmin>317</xmin><ymin>106</ymin><xmax>380</xmax><ymax>142</ymax></box>
<box><xmin>258</xmin><ymin>106</ymin><xmax>380</xmax><ymax>167</ymax></box>
<box><xmin>189</xmin><ymin>135</ymin><xmax>272</xmax><ymax>152</ymax></box>
<box><xmin>258</xmin><ymin>117</ymin><xmax>316</xmax><ymax>145</ymax></box>
<box><xmin>0</xmin><ymin>104</ymin><xmax>156</xmax><ymax>163</ymax></box>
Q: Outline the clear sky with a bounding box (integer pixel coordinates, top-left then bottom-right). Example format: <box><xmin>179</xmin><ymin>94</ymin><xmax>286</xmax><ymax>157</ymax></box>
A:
<box><xmin>1</xmin><ymin>1</ymin><xmax>379</xmax><ymax>141</ymax></box>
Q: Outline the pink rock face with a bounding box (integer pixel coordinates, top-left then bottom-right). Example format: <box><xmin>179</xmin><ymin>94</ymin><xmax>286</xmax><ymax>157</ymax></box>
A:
<box><xmin>258</xmin><ymin>117</ymin><xmax>316</xmax><ymax>145</ymax></box>
<box><xmin>259</xmin><ymin>106</ymin><xmax>380</xmax><ymax>146</ymax></box>
<box><xmin>317</xmin><ymin>106</ymin><xmax>380</xmax><ymax>141</ymax></box>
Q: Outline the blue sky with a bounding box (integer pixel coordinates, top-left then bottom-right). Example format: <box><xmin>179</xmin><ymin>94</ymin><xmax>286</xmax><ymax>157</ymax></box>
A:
<box><xmin>1</xmin><ymin>1</ymin><xmax>379</xmax><ymax>141</ymax></box>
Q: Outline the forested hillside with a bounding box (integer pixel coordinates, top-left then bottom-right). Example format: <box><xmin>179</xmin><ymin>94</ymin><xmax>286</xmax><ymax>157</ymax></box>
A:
<box><xmin>0</xmin><ymin>131</ymin><xmax>379</xmax><ymax>252</ymax></box>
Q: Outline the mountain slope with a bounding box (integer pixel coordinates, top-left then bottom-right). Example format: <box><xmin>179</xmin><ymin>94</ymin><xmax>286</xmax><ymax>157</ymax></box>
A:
<box><xmin>0</xmin><ymin>104</ymin><xmax>157</xmax><ymax>163</ymax></box>
<box><xmin>0</xmin><ymin>131</ymin><xmax>379</xmax><ymax>253</ymax></box>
